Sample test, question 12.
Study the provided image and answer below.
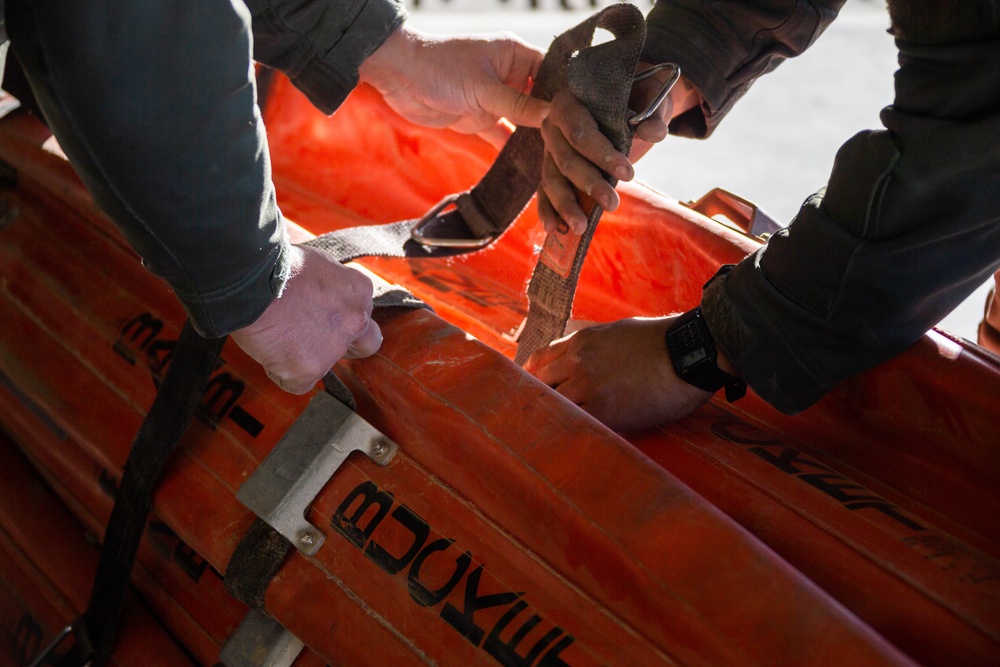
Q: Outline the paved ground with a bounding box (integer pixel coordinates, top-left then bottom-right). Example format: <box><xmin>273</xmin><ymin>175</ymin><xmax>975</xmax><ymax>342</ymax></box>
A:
<box><xmin>410</xmin><ymin>1</ymin><xmax>991</xmax><ymax>342</ymax></box>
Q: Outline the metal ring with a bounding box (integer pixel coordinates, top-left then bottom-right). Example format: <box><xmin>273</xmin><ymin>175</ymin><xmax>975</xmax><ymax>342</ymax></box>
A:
<box><xmin>628</xmin><ymin>62</ymin><xmax>682</xmax><ymax>127</ymax></box>
<box><xmin>410</xmin><ymin>193</ymin><xmax>496</xmax><ymax>249</ymax></box>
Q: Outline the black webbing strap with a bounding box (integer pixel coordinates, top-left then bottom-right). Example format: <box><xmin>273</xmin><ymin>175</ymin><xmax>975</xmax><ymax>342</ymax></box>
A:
<box><xmin>304</xmin><ymin>3</ymin><xmax>644</xmax><ymax>268</ymax></box>
<box><xmin>49</xmin><ymin>320</ymin><xmax>225</xmax><ymax>666</ymax></box>
<box><xmin>513</xmin><ymin>8</ymin><xmax>646</xmax><ymax>365</ymax></box>
<box><xmin>224</xmin><ymin>517</ymin><xmax>294</xmax><ymax>611</ymax></box>
<box><xmin>222</xmin><ymin>367</ymin><xmax>356</xmax><ymax>609</ymax></box>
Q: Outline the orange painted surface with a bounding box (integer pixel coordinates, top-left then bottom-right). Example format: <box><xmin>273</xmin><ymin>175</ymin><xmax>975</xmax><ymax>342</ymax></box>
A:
<box><xmin>263</xmin><ymin>79</ymin><xmax>1000</xmax><ymax>666</ymax></box>
<box><xmin>0</xmin><ymin>431</ymin><xmax>194</xmax><ymax>667</ymax></box>
<box><xmin>0</xmin><ymin>110</ymin><xmax>914</xmax><ymax>664</ymax></box>
<box><xmin>0</xmin><ymin>74</ymin><xmax>995</xmax><ymax>666</ymax></box>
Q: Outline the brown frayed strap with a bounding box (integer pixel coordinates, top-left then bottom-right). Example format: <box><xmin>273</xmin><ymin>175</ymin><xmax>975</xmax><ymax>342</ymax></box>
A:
<box><xmin>514</xmin><ymin>6</ymin><xmax>646</xmax><ymax>365</ymax></box>
<box><xmin>224</xmin><ymin>518</ymin><xmax>295</xmax><ymax>610</ymax></box>
<box><xmin>304</xmin><ymin>3</ymin><xmax>646</xmax><ymax>272</ymax></box>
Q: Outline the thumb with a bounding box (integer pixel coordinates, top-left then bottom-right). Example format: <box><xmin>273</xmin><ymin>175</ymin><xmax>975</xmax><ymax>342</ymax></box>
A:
<box><xmin>482</xmin><ymin>84</ymin><xmax>549</xmax><ymax>128</ymax></box>
<box><xmin>345</xmin><ymin>319</ymin><xmax>383</xmax><ymax>359</ymax></box>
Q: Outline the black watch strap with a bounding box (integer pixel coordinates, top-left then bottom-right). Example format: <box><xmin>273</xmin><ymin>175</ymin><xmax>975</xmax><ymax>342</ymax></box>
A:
<box><xmin>665</xmin><ymin>307</ymin><xmax>747</xmax><ymax>402</ymax></box>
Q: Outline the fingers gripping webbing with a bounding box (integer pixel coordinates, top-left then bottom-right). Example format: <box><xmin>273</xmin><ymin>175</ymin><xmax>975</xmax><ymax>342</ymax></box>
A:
<box><xmin>303</xmin><ymin>3</ymin><xmax>647</xmax><ymax>320</ymax></box>
<box><xmin>513</xmin><ymin>7</ymin><xmax>646</xmax><ymax>365</ymax></box>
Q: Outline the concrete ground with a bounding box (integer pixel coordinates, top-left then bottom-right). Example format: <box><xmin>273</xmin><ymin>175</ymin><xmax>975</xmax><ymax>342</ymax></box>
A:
<box><xmin>408</xmin><ymin>0</ymin><xmax>992</xmax><ymax>344</ymax></box>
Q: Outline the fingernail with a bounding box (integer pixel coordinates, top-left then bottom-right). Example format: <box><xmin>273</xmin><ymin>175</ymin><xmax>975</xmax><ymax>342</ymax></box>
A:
<box><xmin>615</xmin><ymin>163</ymin><xmax>633</xmax><ymax>181</ymax></box>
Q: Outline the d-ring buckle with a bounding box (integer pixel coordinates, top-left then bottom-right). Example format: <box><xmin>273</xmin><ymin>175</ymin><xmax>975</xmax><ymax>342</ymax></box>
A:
<box><xmin>628</xmin><ymin>62</ymin><xmax>681</xmax><ymax>127</ymax></box>
<box><xmin>410</xmin><ymin>193</ymin><xmax>496</xmax><ymax>249</ymax></box>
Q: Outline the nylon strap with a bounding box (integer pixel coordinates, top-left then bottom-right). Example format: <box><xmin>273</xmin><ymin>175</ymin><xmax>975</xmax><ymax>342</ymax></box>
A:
<box><xmin>224</xmin><ymin>518</ymin><xmax>294</xmax><ymax>610</ymax></box>
<box><xmin>73</xmin><ymin>320</ymin><xmax>225</xmax><ymax>666</ymax></box>
<box><xmin>514</xmin><ymin>9</ymin><xmax>645</xmax><ymax>364</ymax></box>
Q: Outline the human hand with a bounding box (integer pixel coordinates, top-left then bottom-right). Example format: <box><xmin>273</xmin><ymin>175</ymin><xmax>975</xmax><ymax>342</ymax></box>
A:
<box><xmin>231</xmin><ymin>245</ymin><xmax>382</xmax><ymax>394</ymax></box>
<box><xmin>538</xmin><ymin>67</ymin><xmax>700</xmax><ymax>235</ymax></box>
<box><xmin>522</xmin><ymin>316</ymin><xmax>714</xmax><ymax>431</ymax></box>
<box><xmin>359</xmin><ymin>25</ymin><xmax>548</xmax><ymax>142</ymax></box>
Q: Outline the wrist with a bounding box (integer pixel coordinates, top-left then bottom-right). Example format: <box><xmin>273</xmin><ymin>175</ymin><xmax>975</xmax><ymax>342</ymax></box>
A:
<box><xmin>359</xmin><ymin>24</ymin><xmax>422</xmax><ymax>92</ymax></box>
<box><xmin>667</xmin><ymin>75</ymin><xmax>700</xmax><ymax>121</ymax></box>
<box><xmin>634</xmin><ymin>63</ymin><xmax>700</xmax><ymax>123</ymax></box>
<box><xmin>665</xmin><ymin>307</ymin><xmax>746</xmax><ymax>402</ymax></box>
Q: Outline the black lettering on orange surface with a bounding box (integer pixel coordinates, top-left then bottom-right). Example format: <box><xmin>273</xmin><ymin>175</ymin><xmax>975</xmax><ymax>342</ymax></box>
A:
<box><xmin>538</xmin><ymin>634</ymin><xmax>576</xmax><ymax>667</ymax></box>
<box><xmin>440</xmin><ymin>565</ymin><xmax>523</xmax><ymax>646</ymax></box>
<box><xmin>747</xmin><ymin>445</ymin><xmax>832</xmax><ymax>476</ymax></box>
<box><xmin>365</xmin><ymin>504</ymin><xmax>430</xmax><ymax>575</ymax></box>
<box><xmin>846</xmin><ymin>501</ymin><xmax>926</xmax><ymax>531</ymax></box>
<box><xmin>483</xmin><ymin>600</ymin><xmax>563</xmax><ymax>667</ymax></box>
<box><xmin>228</xmin><ymin>405</ymin><xmax>264</xmax><ymax>438</ymax></box>
<box><xmin>198</xmin><ymin>372</ymin><xmax>245</xmax><ymax>429</ymax></box>
<box><xmin>113</xmin><ymin>313</ymin><xmax>164</xmax><ymax>364</ymax></box>
<box><xmin>331</xmin><ymin>481</ymin><xmax>394</xmax><ymax>549</ymax></box>
<box><xmin>408</xmin><ymin>538</ymin><xmax>472</xmax><ymax>607</ymax></box>
<box><xmin>798</xmin><ymin>473</ymin><xmax>881</xmax><ymax>504</ymax></box>
<box><xmin>174</xmin><ymin>541</ymin><xmax>210</xmax><ymax>582</ymax></box>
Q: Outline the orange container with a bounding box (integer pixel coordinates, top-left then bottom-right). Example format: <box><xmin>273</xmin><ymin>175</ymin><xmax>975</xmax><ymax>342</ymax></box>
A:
<box><xmin>0</xmin><ymin>430</ymin><xmax>193</xmax><ymax>667</ymax></box>
<box><xmin>259</xmin><ymin>79</ymin><xmax>1000</xmax><ymax>666</ymax></box>
<box><xmin>0</xmin><ymin>109</ymin><xmax>914</xmax><ymax>664</ymax></box>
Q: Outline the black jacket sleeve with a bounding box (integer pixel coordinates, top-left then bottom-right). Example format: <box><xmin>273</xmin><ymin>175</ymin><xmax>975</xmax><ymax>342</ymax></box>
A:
<box><xmin>644</xmin><ymin>0</ymin><xmax>1000</xmax><ymax>413</ymax></box>
<box><xmin>6</xmin><ymin>0</ymin><xmax>402</xmax><ymax>337</ymax></box>
<box><xmin>701</xmin><ymin>32</ymin><xmax>1000</xmax><ymax>413</ymax></box>
<box><xmin>642</xmin><ymin>0</ymin><xmax>845</xmax><ymax>138</ymax></box>
<box><xmin>246</xmin><ymin>0</ymin><xmax>406</xmax><ymax>114</ymax></box>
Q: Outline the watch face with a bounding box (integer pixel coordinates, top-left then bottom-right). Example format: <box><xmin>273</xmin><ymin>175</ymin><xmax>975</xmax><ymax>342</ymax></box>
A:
<box><xmin>666</xmin><ymin>307</ymin><xmax>747</xmax><ymax>402</ymax></box>
<box><xmin>677</xmin><ymin>346</ymin><xmax>708</xmax><ymax>369</ymax></box>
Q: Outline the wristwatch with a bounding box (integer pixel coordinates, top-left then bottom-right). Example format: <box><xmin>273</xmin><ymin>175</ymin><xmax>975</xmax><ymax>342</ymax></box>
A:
<box><xmin>665</xmin><ymin>306</ymin><xmax>747</xmax><ymax>402</ymax></box>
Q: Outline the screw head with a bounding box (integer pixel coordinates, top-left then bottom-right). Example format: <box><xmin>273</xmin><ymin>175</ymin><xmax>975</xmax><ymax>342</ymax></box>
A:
<box><xmin>371</xmin><ymin>438</ymin><xmax>389</xmax><ymax>458</ymax></box>
<box><xmin>299</xmin><ymin>530</ymin><xmax>317</xmax><ymax>547</ymax></box>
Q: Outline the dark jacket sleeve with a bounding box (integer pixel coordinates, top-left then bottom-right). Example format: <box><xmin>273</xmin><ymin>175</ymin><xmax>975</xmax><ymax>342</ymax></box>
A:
<box><xmin>6</xmin><ymin>0</ymin><xmax>402</xmax><ymax>338</ymax></box>
<box><xmin>700</xmin><ymin>32</ymin><xmax>1000</xmax><ymax>413</ymax></box>
<box><xmin>642</xmin><ymin>0</ymin><xmax>844</xmax><ymax>138</ymax></box>
<box><xmin>246</xmin><ymin>0</ymin><xmax>406</xmax><ymax>114</ymax></box>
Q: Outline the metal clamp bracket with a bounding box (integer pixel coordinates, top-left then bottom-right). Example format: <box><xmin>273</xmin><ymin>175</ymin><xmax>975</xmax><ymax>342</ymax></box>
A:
<box><xmin>236</xmin><ymin>391</ymin><xmax>398</xmax><ymax>556</ymax></box>
<box><xmin>219</xmin><ymin>610</ymin><xmax>304</xmax><ymax>667</ymax></box>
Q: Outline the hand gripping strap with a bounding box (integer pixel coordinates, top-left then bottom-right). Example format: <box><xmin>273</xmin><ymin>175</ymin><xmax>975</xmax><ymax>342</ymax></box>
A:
<box><xmin>514</xmin><ymin>8</ymin><xmax>646</xmax><ymax>365</ymax></box>
<box><xmin>303</xmin><ymin>3</ymin><xmax>646</xmax><ymax>268</ymax></box>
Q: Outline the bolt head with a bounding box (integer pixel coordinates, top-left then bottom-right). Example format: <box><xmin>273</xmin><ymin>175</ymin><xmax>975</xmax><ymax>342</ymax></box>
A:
<box><xmin>371</xmin><ymin>438</ymin><xmax>389</xmax><ymax>457</ymax></box>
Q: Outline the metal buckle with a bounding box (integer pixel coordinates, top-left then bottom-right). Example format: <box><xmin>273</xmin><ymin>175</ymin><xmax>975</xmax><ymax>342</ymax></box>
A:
<box><xmin>28</xmin><ymin>621</ymin><xmax>91</xmax><ymax>667</ymax></box>
<box><xmin>628</xmin><ymin>62</ymin><xmax>681</xmax><ymax>127</ymax></box>
<box><xmin>410</xmin><ymin>193</ymin><xmax>496</xmax><ymax>249</ymax></box>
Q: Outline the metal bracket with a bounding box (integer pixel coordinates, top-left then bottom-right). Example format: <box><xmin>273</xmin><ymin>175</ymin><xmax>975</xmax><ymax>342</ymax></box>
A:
<box><xmin>236</xmin><ymin>390</ymin><xmax>398</xmax><ymax>556</ymax></box>
<box><xmin>219</xmin><ymin>609</ymin><xmax>304</xmax><ymax>667</ymax></box>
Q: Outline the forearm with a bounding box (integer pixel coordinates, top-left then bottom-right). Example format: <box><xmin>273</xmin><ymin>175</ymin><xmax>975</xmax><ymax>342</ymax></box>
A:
<box><xmin>7</xmin><ymin>0</ymin><xmax>291</xmax><ymax>337</ymax></box>
<box><xmin>643</xmin><ymin>0</ymin><xmax>844</xmax><ymax>138</ymax></box>
<box><xmin>246</xmin><ymin>0</ymin><xmax>406</xmax><ymax>114</ymax></box>
<box><xmin>702</xmin><ymin>32</ymin><xmax>1000</xmax><ymax>413</ymax></box>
